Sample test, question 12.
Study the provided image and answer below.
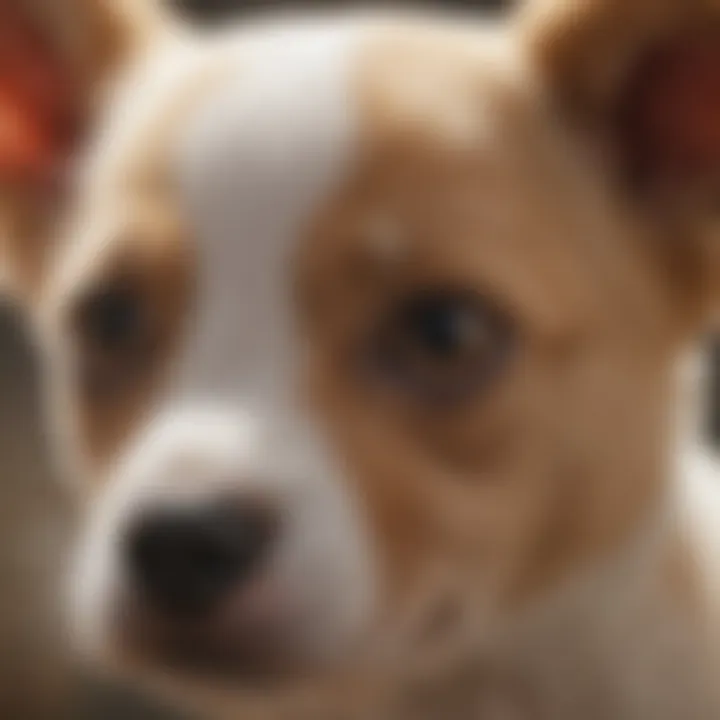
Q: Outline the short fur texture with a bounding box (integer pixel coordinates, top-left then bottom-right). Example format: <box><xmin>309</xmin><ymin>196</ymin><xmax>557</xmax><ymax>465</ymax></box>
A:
<box><xmin>0</xmin><ymin>1</ymin><xmax>718</xmax><ymax>718</ymax></box>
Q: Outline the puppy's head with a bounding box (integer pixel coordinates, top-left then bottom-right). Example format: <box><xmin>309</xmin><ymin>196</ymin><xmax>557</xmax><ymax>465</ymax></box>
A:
<box><xmin>0</xmin><ymin>0</ymin><xmax>718</xmax><ymax>710</ymax></box>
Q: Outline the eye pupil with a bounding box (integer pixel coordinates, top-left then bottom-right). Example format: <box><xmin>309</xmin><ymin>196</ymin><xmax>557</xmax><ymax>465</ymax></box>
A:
<box><xmin>80</xmin><ymin>287</ymin><xmax>142</xmax><ymax>350</ymax></box>
<box><xmin>406</xmin><ymin>298</ymin><xmax>475</xmax><ymax>359</ymax></box>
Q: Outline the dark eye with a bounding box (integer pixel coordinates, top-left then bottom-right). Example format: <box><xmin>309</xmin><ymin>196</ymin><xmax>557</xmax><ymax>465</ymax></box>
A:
<box><xmin>366</xmin><ymin>290</ymin><xmax>513</xmax><ymax>405</ymax></box>
<box><xmin>73</xmin><ymin>282</ymin><xmax>151</xmax><ymax>399</ymax></box>
<box><xmin>75</xmin><ymin>284</ymin><xmax>145</xmax><ymax>354</ymax></box>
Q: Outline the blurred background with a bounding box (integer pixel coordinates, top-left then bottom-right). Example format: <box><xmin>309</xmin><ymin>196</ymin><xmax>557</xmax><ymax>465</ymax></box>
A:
<box><xmin>0</xmin><ymin>0</ymin><xmax>716</xmax><ymax>718</ymax></box>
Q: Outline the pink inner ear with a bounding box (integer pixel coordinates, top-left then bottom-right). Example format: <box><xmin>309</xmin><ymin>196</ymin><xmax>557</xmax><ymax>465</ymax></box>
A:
<box><xmin>621</xmin><ymin>35</ymin><xmax>720</xmax><ymax>184</ymax></box>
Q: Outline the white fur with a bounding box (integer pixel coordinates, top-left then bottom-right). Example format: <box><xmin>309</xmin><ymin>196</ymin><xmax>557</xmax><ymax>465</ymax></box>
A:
<box><xmin>72</xmin><ymin>22</ymin><xmax>377</xmax><ymax>669</ymax></box>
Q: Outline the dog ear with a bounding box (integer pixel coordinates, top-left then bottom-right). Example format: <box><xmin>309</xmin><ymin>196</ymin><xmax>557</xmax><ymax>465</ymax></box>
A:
<box><xmin>0</xmin><ymin>0</ymin><xmax>165</xmax><ymax>301</ymax></box>
<box><xmin>521</xmin><ymin>0</ymin><xmax>720</xmax><ymax>330</ymax></box>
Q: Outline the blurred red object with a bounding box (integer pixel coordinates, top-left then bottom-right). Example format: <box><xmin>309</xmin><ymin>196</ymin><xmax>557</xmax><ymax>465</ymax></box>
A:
<box><xmin>0</xmin><ymin>0</ymin><xmax>76</xmax><ymax>184</ymax></box>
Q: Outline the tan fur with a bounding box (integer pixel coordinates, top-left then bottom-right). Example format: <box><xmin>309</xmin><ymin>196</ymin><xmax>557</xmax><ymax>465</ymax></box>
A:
<box><xmin>0</xmin><ymin>1</ymin><xmax>718</xmax><ymax>718</ymax></box>
<box><xmin>297</xmin><ymin>24</ymin><xmax>685</xmax><ymax>622</ymax></box>
<box><xmin>521</xmin><ymin>0</ymin><xmax>720</xmax><ymax>327</ymax></box>
<box><xmin>58</xmin><ymin>207</ymin><xmax>192</xmax><ymax>473</ymax></box>
<box><xmin>25</xmin><ymin>0</ymin><xmax>165</xmax><ymax>86</ymax></box>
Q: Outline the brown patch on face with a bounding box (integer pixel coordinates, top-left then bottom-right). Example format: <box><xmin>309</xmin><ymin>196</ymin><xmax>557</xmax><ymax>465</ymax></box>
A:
<box><xmin>38</xmin><ymin>51</ymin><xmax>233</xmax><ymax>482</ymax></box>
<box><xmin>295</xmin><ymin>24</ymin><xmax>683</xmax><ymax>625</ymax></box>
<box><xmin>56</xmin><ymin>201</ymin><xmax>193</xmax><ymax>474</ymax></box>
<box><xmin>37</xmin><ymin>64</ymin><xmax>236</xmax><ymax>480</ymax></box>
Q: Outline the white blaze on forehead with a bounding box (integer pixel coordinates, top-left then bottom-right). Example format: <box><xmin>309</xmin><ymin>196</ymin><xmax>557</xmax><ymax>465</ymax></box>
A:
<box><xmin>173</xmin><ymin>25</ymin><xmax>362</xmax><ymax>408</ymax></box>
<box><xmin>167</xmin><ymin>27</ymin><xmax>376</xmax><ymax>643</ymax></box>
<box><xmin>70</xmin><ymin>27</ymin><xmax>378</xmax><ymax>665</ymax></box>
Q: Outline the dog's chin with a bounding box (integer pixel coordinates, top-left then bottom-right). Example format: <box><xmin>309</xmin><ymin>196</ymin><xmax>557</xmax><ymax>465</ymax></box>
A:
<box><xmin>96</xmin><ymin>640</ymin><xmax>317</xmax><ymax>719</ymax></box>
<box><xmin>98</xmin><ymin>591</ymin><xmax>364</xmax><ymax>699</ymax></box>
<box><xmin>117</xmin><ymin>614</ymin><xmax>298</xmax><ymax>686</ymax></box>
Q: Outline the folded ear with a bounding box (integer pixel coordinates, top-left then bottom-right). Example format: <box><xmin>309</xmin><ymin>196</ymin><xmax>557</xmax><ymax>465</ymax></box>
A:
<box><xmin>0</xmin><ymin>0</ymin><xmax>164</xmax><ymax>300</ymax></box>
<box><xmin>520</xmin><ymin>0</ymin><xmax>720</xmax><ymax>329</ymax></box>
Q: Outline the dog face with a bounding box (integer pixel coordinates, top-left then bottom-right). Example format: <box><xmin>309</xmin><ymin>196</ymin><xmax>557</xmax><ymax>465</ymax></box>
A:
<box><xmin>0</xmin><ymin>0</ymin><xmax>718</xmax><ymax>709</ymax></box>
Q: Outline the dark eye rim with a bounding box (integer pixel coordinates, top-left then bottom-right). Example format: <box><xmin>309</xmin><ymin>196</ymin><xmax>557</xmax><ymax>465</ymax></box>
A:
<box><xmin>360</xmin><ymin>287</ymin><xmax>516</xmax><ymax>407</ymax></box>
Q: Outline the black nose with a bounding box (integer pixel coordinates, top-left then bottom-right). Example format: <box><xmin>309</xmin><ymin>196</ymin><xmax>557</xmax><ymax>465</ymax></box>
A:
<box><xmin>125</xmin><ymin>502</ymin><xmax>277</xmax><ymax>619</ymax></box>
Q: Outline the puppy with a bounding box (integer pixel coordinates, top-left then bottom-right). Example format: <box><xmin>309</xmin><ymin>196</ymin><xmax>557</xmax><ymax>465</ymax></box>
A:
<box><xmin>0</xmin><ymin>0</ymin><xmax>718</xmax><ymax>717</ymax></box>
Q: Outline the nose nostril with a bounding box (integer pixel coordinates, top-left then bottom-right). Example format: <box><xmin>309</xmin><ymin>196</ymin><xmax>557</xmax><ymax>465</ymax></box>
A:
<box><xmin>124</xmin><ymin>501</ymin><xmax>277</xmax><ymax>620</ymax></box>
